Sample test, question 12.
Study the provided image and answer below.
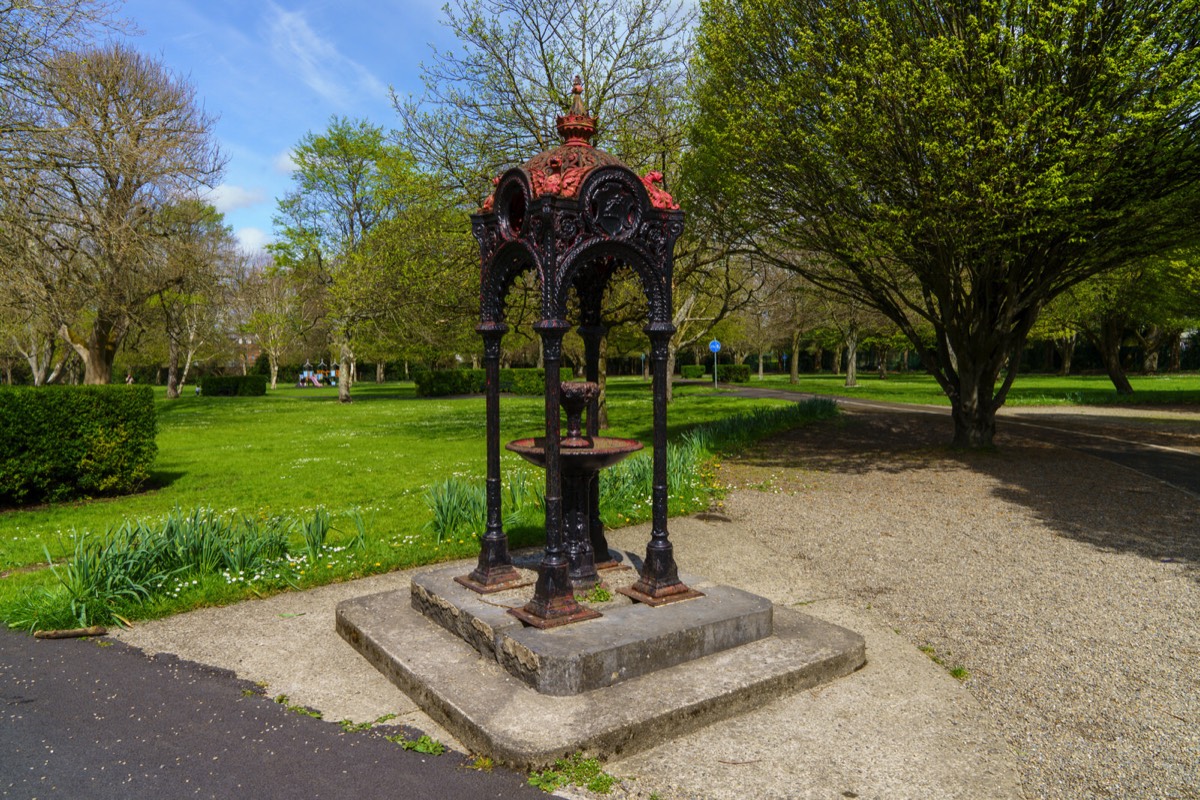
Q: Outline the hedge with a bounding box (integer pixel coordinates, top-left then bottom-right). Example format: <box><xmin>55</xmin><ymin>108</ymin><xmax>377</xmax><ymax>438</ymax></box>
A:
<box><xmin>414</xmin><ymin>369</ymin><xmax>485</xmax><ymax>396</ymax></box>
<box><xmin>499</xmin><ymin>367</ymin><xmax>575</xmax><ymax>395</ymax></box>
<box><xmin>681</xmin><ymin>365</ymin><xmax>706</xmax><ymax>379</ymax></box>
<box><xmin>0</xmin><ymin>385</ymin><xmax>158</xmax><ymax>504</ymax></box>
<box><xmin>200</xmin><ymin>375</ymin><xmax>268</xmax><ymax>397</ymax></box>
<box><xmin>717</xmin><ymin>364</ymin><xmax>751</xmax><ymax>383</ymax></box>
<box><xmin>415</xmin><ymin>367</ymin><xmax>577</xmax><ymax>397</ymax></box>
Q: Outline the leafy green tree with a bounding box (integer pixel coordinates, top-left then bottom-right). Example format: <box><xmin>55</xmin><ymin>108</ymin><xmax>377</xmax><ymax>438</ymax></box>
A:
<box><xmin>689</xmin><ymin>0</ymin><xmax>1200</xmax><ymax>447</ymax></box>
<box><xmin>1055</xmin><ymin>253</ymin><xmax>1200</xmax><ymax>393</ymax></box>
<box><xmin>273</xmin><ymin>118</ymin><xmax>477</xmax><ymax>399</ymax></box>
<box><xmin>272</xmin><ymin>118</ymin><xmax>402</xmax><ymax>402</ymax></box>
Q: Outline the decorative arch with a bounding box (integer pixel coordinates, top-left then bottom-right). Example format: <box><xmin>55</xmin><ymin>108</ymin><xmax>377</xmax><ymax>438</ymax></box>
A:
<box><xmin>480</xmin><ymin>239</ymin><xmax>541</xmax><ymax>325</ymax></box>
<box><xmin>554</xmin><ymin>239</ymin><xmax>669</xmax><ymax>325</ymax></box>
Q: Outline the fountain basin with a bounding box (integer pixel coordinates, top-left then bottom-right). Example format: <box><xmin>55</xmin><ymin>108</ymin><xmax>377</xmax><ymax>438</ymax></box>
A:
<box><xmin>506</xmin><ymin>436</ymin><xmax>643</xmax><ymax>473</ymax></box>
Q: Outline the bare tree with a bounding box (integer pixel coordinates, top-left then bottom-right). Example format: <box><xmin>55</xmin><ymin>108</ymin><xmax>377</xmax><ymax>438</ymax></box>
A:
<box><xmin>7</xmin><ymin>43</ymin><xmax>224</xmax><ymax>384</ymax></box>
<box><xmin>147</xmin><ymin>200</ymin><xmax>238</xmax><ymax>397</ymax></box>
<box><xmin>396</xmin><ymin>0</ymin><xmax>694</xmax><ymax>202</ymax></box>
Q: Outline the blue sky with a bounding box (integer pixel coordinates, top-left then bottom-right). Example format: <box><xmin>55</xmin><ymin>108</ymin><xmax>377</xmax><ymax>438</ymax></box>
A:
<box><xmin>120</xmin><ymin>0</ymin><xmax>456</xmax><ymax>252</ymax></box>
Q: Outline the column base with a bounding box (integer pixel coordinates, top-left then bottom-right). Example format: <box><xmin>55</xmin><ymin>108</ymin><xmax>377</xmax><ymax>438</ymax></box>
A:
<box><xmin>619</xmin><ymin>581</ymin><xmax>704</xmax><ymax>607</ymax></box>
<box><xmin>508</xmin><ymin>603</ymin><xmax>602</xmax><ymax>629</ymax></box>
<box><xmin>456</xmin><ymin>565</ymin><xmax>529</xmax><ymax>594</ymax></box>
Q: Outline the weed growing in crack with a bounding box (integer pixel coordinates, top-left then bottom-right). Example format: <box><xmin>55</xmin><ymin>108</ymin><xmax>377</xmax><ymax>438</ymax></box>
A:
<box><xmin>528</xmin><ymin>753</ymin><xmax>617</xmax><ymax>794</ymax></box>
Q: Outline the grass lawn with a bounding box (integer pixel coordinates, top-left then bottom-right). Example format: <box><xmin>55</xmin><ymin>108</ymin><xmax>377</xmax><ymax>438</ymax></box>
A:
<box><xmin>749</xmin><ymin>371</ymin><xmax>1200</xmax><ymax>407</ymax></box>
<box><xmin>0</xmin><ymin>378</ymin><xmax>802</xmax><ymax>627</ymax></box>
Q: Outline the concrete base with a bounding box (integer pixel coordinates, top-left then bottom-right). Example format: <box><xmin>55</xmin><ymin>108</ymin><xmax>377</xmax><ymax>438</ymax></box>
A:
<box><xmin>336</xmin><ymin>570</ymin><xmax>866</xmax><ymax>769</ymax></box>
<box><xmin>410</xmin><ymin>563</ymin><xmax>773</xmax><ymax>695</ymax></box>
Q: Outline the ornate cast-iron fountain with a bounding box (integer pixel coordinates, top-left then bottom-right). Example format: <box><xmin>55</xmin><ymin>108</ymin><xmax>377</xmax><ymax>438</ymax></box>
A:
<box><xmin>458</xmin><ymin>76</ymin><xmax>699</xmax><ymax>628</ymax></box>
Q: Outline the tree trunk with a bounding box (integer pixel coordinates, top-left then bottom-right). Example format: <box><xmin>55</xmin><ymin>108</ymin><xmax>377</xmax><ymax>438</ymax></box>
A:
<box><xmin>269</xmin><ymin>353</ymin><xmax>280</xmax><ymax>390</ymax></box>
<box><xmin>877</xmin><ymin>346</ymin><xmax>888</xmax><ymax>379</ymax></box>
<box><xmin>1056</xmin><ymin>335</ymin><xmax>1076</xmax><ymax>376</ymax></box>
<box><xmin>181</xmin><ymin>349</ymin><xmax>195</xmax><ymax>390</ymax></box>
<box><xmin>338</xmin><ymin>340</ymin><xmax>353</xmax><ymax>403</ymax></box>
<box><xmin>789</xmin><ymin>330</ymin><xmax>801</xmax><ymax>384</ymax></box>
<box><xmin>757</xmin><ymin>349</ymin><xmax>764</xmax><ymax>380</ymax></box>
<box><xmin>1168</xmin><ymin>332</ymin><xmax>1182</xmax><ymax>372</ymax></box>
<box><xmin>1097</xmin><ymin>319</ymin><xmax>1133</xmax><ymax>395</ymax></box>
<box><xmin>376</xmin><ymin>361</ymin><xmax>385</xmax><ymax>383</ymax></box>
<box><xmin>834</xmin><ymin>345</ymin><xmax>844</xmax><ymax>376</ymax></box>
<box><xmin>948</xmin><ymin>364</ymin><xmax>1001</xmax><ymax>449</ymax></box>
<box><xmin>1143</xmin><ymin>349</ymin><xmax>1160</xmax><ymax>374</ymax></box>
<box><xmin>843</xmin><ymin>335</ymin><xmax>857</xmax><ymax>387</ymax></box>
<box><xmin>1135</xmin><ymin>325</ymin><xmax>1162</xmax><ymax>374</ymax></box>
<box><xmin>165</xmin><ymin>339</ymin><xmax>182</xmax><ymax>399</ymax></box>
<box><xmin>665</xmin><ymin>342</ymin><xmax>677</xmax><ymax>403</ymax></box>
<box><xmin>596</xmin><ymin>336</ymin><xmax>609</xmax><ymax>429</ymax></box>
<box><xmin>16</xmin><ymin>333</ymin><xmax>60</xmax><ymax>386</ymax></box>
<box><xmin>61</xmin><ymin>317</ymin><xmax>123</xmax><ymax>385</ymax></box>
<box><xmin>951</xmin><ymin>400</ymin><xmax>997</xmax><ymax>449</ymax></box>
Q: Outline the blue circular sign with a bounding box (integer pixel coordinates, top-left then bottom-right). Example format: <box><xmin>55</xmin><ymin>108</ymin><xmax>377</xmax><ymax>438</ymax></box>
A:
<box><xmin>709</xmin><ymin>339</ymin><xmax>721</xmax><ymax>353</ymax></box>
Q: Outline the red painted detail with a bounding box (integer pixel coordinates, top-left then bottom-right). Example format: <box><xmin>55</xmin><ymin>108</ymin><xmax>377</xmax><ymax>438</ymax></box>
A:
<box><xmin>641</xmin><ymin>171</ymin><xmax>679</xmax><ymax>211</ymax></box>
<box><xmin>479</xmin><ymin>76</ymin><xmax>680</xmax><ymax>211</ymax></box>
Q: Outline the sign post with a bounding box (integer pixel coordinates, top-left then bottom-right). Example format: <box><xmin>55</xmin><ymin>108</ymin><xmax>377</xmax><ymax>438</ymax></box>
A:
<box><xmin>709</xmin><ymin>339</ymin><xmax>721</xmax><ymax>389</ymax></box>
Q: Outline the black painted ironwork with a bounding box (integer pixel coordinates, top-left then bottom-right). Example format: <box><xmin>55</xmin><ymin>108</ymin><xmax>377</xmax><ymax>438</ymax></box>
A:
<box><xmin>464</xmin><ymin>75</ymin><xmax>693</xmax><ymax>625</ymax></box>
<box><xmin>457</xmin><ymin>322</ymin><xmax>524</xmax><ymax>593</ymax></box>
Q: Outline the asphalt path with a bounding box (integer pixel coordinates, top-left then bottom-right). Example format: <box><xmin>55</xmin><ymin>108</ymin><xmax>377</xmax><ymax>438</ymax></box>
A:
<box><xmin>0</xmin><ymin>629</ymin><xmax>544</xmax><ymax>800</ymax></box>
<box><xmin>734</xmin><ymin>386</ymin><xmax>1200</xmax><ymax>499</ymax></box>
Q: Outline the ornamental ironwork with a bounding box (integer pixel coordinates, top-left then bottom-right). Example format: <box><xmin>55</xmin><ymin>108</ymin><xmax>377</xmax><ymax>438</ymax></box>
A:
<box><xmin>458</xmin><ymin>75</ymin><xmax>696</xmax><ymax>627</ymax></box>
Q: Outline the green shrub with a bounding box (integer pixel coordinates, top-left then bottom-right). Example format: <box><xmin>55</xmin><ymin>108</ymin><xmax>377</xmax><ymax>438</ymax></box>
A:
<box><xmin>0</xmin><ymin>385</ymin><xmax>158</xmax><ymax>505</ymax></box>
<box><xmin>415</xmin><ymin>367</ymin><xmax>576</xmax><ymax>397</ymax></box>
<box><xmin>414</xmin><ymin>369</ymin><xmax>485</xmax><ymax>397</ymax></box>
<box><xmin>498</xmin><ymin>367</ymin><xmax>575</xmax><ymax>395</ymax></box>
<box><xmin>200</xmin><ymin>375</ymin><xmax>267</xmax><ymax>396</ymax></box>
<box><xmin>681</xmin><ymin>365</ymin><xmax>706</xmax><ymax>379</ymax></box>
<box><xmin>718</xmin><ymin>364</ymin><xmax>751</xmax><ymax>383</ymax></box>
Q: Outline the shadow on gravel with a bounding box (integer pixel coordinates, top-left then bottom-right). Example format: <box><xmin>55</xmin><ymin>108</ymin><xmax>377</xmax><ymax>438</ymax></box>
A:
<box><xmin>1006</xmin><ymin>410</ymin><xmax>1200</xmax><ymax>449</ymax></box>
<box><xmin>732</xmin><ymin>410</ymin><xmax>1200</xmax><ymax>577</ymax></box>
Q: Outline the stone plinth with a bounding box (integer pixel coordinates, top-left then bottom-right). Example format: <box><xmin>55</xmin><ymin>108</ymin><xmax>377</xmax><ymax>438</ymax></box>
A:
<box><xmin>336</xmin><ymin>559</ymin><xmax>866</xmax><ymax>768</ymax></box>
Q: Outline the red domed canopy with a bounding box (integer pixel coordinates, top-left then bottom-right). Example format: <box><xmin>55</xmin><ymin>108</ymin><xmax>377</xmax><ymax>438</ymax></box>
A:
<box><xmin>482</xmin><ymin>76</ymin><xmax>679</xmax><ymax>210</ymax></box>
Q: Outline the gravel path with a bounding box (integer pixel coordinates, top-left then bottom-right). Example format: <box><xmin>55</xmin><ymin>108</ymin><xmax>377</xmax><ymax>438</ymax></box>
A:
<box><xmin>712</xmin><ymin>406</ymin><xmax>1199</xmax><ymax>799</ymax></box>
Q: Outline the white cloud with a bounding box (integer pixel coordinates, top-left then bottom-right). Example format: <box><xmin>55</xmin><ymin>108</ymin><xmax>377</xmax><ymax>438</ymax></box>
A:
<box><xmin>209</xmin><ymin>184</ymin><xmax>267</xmax><ymax>213</ymax></box>
<box><xmin>265</xmin><ymin>2</ymin><xmax>388</xmax><ymax>107</ymax></box>
<box><xmin>236</xmin><ymin>227</ymin><xmax>271</xmax><ymax>253</ymax></box>
<box><xmin>273</xmin><ymin>149</ymin><xmax>297</xmax><ymax>174</ymax></box>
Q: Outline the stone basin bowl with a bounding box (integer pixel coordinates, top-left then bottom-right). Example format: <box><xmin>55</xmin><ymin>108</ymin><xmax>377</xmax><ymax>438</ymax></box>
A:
<box><xmin>505</xmin><ymin>437</ymin><xmax>644</xmax><ymax>474</ymax></box>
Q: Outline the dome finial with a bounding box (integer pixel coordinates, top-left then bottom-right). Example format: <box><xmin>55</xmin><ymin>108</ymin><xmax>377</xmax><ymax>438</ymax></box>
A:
<box><xmin>556</xmin><ymin>75</ymin><xmax>595</xmax><ymax>146</ymax></box>
<box><xmin>569</xmin><ymin>75</ymin><xmax>586</xmax><ymax>116</ymax></box>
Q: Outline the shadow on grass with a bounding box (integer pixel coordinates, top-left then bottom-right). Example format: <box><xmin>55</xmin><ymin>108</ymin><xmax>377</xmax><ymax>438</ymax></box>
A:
<box><xmin>730</xmin><ymin>408</ymin><xmax>1200</xmax><ymax>577</ymax></box>
<box><xmin>287</xmin><ymin>390</ymin><xmax>416</xmax><ymax>402</ymax></box>
<box><xmin>145</xmin><ymin>470</ymin><xmax>187</xmax><ymax>492</ymax></box>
